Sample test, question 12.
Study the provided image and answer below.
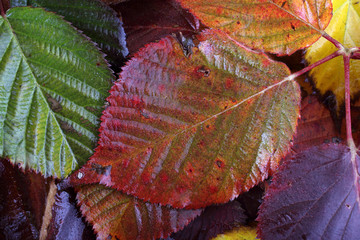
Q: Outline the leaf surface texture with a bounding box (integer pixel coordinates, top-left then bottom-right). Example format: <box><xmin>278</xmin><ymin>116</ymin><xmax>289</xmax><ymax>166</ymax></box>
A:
<box><xmin>70</xmin><ymin>29</ymin><xmax>300</xmax><ymax>208</ymax></box>
<box><xmin>177</xmin><ymin>0</ymin><xmax>332</xmax><ymax>55</ymax></box>
<box><xmin>0</xmin><ymin>8</ymin><xmax>113</xmax><ymax>177</ymax></box>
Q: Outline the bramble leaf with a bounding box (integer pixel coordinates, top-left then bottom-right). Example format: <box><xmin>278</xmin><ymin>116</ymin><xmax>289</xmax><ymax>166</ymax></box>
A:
<box><xmin>258</xmin><ymin>144</ymin><xmax>360</xmax><ymax>240</ymax></box>
<box><xmin>177</xmin><ymin>0</ymin><xmax>332</xmax><ymax>55</ymax></box>
<box><xmin>11</xmin><ymin>0</ymin><xmax>128</xmax><ymax>68</ymax></box>
<box><xmin>70</xmin><ymin>29</ymin><xmax>300</xmax><ymax>208</ymax></box>
<box><xmin>292</xmin><ymin>95</ymin><xmax>343</xmax><ymax>152</ymax></box>
<box><xmin>0</xmin><ymin>7</ymin><xmax>113</xmax><ymax>177</ymax></box>
<box><xmin>305</xmin><ymin>0</ymin><xmax>360</xmax><ymax>113</ymax></box>
<box><xmin>75</xmin><ymin>184</ymin><xmax>201</xmax><ymax>240</ymax></box>
<box><xmin>170</xmin><ymin>200</ymin><xmax>247</xmax><ymax>240</ymax></box>
<box><xmin>115</xmin><ymin>0</ymin><xmax>202</xmax><ymax>54</ymax></box>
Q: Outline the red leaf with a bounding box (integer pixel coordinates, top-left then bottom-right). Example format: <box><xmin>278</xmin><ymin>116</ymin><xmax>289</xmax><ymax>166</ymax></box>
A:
<box><xmin>70</xmin><ymin>29</ymin><xmax>300</xmax><ymax>208</ymax></box>
<box><xmin>75</xmin><ymin>184</ymin><xmax>201</xmax><ymax>240</ymax></box>
<box><xmin>257</xmin><ymin>144</ymin><xmax>360</xmax><ymax>239</ymax></box>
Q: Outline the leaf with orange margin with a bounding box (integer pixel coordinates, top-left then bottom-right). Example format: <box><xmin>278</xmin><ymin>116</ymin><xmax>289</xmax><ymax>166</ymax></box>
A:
<box><xmin>177</xmin><ymin>0</ymin><xmax>332</xmax><ymax>55</ymax></box>
<box><xmin>75</xmin><ymin>184</ymin><xmax>201</xmax><ymax>240</ymax></box>
<box><xmin>69</xmin><ymin>29</ymin><xmax>300</xmax><ymax>209</ymax></box>
<box><xmin>305</xmin><ymin>0</ymin><xmax>360</xmax><ymax>114</ymax></box>
<box><xmin>257</xmin><ymin>144</ymin><xmax>360</xmax><ymax>239</ymax></box>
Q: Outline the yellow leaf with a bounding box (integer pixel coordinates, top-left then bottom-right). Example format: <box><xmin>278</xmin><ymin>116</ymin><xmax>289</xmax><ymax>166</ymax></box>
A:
<box><xmin>305</xmin><ymin>0</ymin><xmax>360</xmax><ymax>112</ymax></box>
<box><xmin>211</xmin><ymin>226</ymin><xmax>259</xmax><ymax>240</ymax></box>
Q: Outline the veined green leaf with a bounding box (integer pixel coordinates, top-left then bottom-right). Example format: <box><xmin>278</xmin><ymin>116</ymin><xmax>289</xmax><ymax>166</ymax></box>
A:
<box><xmin>0</xmin><ymin>7</ymin><xmax>113</xmax><ymax>177</ymax></box>
<box><xmin>10</xmin><ymin>0</ymin><xmax>128</xmax><ymax>68</ymax></box>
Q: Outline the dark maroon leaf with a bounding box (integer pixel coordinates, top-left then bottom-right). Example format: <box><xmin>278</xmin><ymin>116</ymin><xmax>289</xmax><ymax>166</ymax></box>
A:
<box><xmin>170</xmin><ymin>200</ymin><xmax>247</xmax><ymax>240</ymax></box>
<box><xmin>0</xmin><ymin>158</ymin><xmax>49</xmax><ymax>240</ymax></box>
<box><xmin>292</xmin><ymin>95</ymin><xmax>343</xmax><ymax>152</ymax></box>
<box><xmin>46</xmin><ymin>189</ymin><xmax>96</xmax><ymax>240</ymax></box>
<box><xmin>258</xmin><ymin>144</ymin><xmax>360</xmax><ymax>240</ymax></box>
<box><xmin>237</xmin><ymin>185</ymin><xmax>265</xmax><ymax>222</ymax></box>
<box><xmin>114</xmin><ymin>0</ymin><xmax>204</xmax><ymax>54</ymax></box>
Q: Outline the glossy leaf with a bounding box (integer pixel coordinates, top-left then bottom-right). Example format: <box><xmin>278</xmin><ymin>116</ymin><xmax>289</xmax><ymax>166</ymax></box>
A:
<box><xmin>212</xmin><ymin>226</ymin><xmax>259</xmax><ymax>240</ymax></box>
<box><xmin>170</xmin><ymin>200</ymin><xmax>247</xmax><ymax>240</ymax></box>
<box><xmin>115</xmin><ymin>0</ymin><xmax>202</xmax><ymax>54</ymax></box>
<box><xmin>177</xmin><ymin>0</ymin><xmax>332</xmax><ymax>55</ymax></box>
<box><xmin>76</xmin><ymin>184</ymin><xmax>202</xmax><ymax>240</ymax></box>
<box><xmin>70</xmin><ymin>29</ymin><xmax>300</xmax><ymax>208</ymax></box>
<box><xmin>10</xmin><ymin>0</ymin><xmax>128</xmax><ymax>68</ymax></box>
<box><xmin>292</xmin><ymin>95</ymin><xmax>343</xmax><ymax>152</ymax></box>
<box><xmin>258</xmin><ymin>144</ymin><xmax>360</xmax><ymax>240</ymax></box>
<box><xmin>305</xmin><ymin>0</ymin><xmax>360</xmax><ymax>113</ymax></box>
<box><xmin>0</xmin><ymin>8</ymin><xmax>113</xmax><ymax>177</ymax></box>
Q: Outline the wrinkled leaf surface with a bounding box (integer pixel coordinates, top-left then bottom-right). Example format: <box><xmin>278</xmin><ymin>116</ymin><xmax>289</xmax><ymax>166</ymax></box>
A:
<box><xmin>0</xmin><ymin>8</ymin><xmax>113</xmax><ymax>177</ymax></box>
<box><xmin>70</xmin><ymin>29</ymin><xmax>300</xmax><ymax>208</ymax></box>
<box><xmin>76</xmin><ymin>184</ymin><xmax>201</xmax><ymax>240</ymax></box>
<box><xmin>177</xmin><ymin>0</ymin><xmax>332</xmax><ymax>55</ymax></box>
<box><xmin>258</xmin><ymin>144</ymin><xmax>360</xmax><ymax>240</ymax></box>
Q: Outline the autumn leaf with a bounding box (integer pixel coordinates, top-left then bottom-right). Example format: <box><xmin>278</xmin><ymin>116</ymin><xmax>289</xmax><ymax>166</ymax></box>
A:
<box><xmin>170</xmin><ymin>200</ymin><xmax>247</xmax><ymax>240</ymax></box>
<box><xmin>70</xmin><ymin>29</ymin><xmax>300</xmax><ymax>208</ymax></box>
<box><xmin>0</xmin><ymin>7</ymin><xmax>113</xmax><ymax>177</ymax></box>
<box><xmin>305</xmin><ymin>0</ymin><xmax>360</xmax><ymax>114</ymax></box>
<box><xmin>212</xmin><ymin>226</ymin><xmax>259</xmax><ymax>240</ymax></box>
<box><xmin>177</xmin><ymin>0</ymin><xmax>332</xmax><ymax>55</ymax></box>
<box><xmin>257</xmin><ymin>144</ymin><xmax>360</xmax><ymax>239</ymax></box>
<box><xmin>115</xmin><ymin>0</ymin><xmax>202</xmax><ymax>54</ymax></box>
<box><xmin>292</xmin><ymin>95</ymin><xmax>343</xmax><ymax>152</ymax></box>
<box><xmin>75</xmin><ymin>184</ymin><xmax>201</xmax><ymax>240</ymax></box>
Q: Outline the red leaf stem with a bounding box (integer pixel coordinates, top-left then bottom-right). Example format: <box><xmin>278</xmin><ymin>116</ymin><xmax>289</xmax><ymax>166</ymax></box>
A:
<box><xmin>343</xmin><ymin>55</ymin><xmax>353</xmax><ymax>144</ymax></box>
<box><xmin>322</xmin><ymin>32</ymin><xmax>344</xmax><ymax>49</ymax></box>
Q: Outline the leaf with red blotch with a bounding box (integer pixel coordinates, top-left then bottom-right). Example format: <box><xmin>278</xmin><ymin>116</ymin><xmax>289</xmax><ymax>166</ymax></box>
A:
<box><xmin>292</xmin><ymin>95</ymin><xmax>343</xmax><ymax>152</ymax></box>
<box><xmin>257</xmin><ymin>144</ymin><xmax>360</xmax><ymax>240</ymax></box>
<box><xmin>115</xmin><ymin>0</ymin><xmax>203</xmax><ymax>54</ymax></box>
<box><xmin>75</xmin><ymin>184</ymin><xmax>202</xmax><ymax>240</ymax></box>
<box><xmin>177</xmin><ymin>0</ymin><xmax>332</xmax><ymax>55</ymax></box>
<box><xmin>170</xmin><ymin>200</ymin><xmax>247</xmax><ymax>240</ymax></box>
<box><xmin>70</xmin><ymin>29</ymin><xmax>300</xmax><ymax>209</ymax></box>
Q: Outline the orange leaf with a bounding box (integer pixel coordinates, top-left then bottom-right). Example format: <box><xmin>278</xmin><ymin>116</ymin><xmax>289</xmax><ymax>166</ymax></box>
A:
<box><xmin>177</xmin><ymin>0</ymin><xmax>332</xmax><ymax>55</ymax></box>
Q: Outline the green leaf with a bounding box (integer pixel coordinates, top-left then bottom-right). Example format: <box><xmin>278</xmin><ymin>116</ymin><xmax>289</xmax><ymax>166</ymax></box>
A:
<box><xmin>10</xmin><ymin>0</ymin><xmax>128</xmax><ymax>68</ymax></box>
<box><xmin>70</xmin><ymin>29</ymin><xmax>301</xmax><ymax>208</ymax></box>
<box><xmin>0</xmin><ymin>7</ymin><xmax>113</xmax><ymax>177</ymax></box>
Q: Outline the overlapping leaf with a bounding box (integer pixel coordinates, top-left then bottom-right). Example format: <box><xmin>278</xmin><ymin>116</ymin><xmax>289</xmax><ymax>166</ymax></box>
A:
<box><xmin>11</xmin><ymin>0</ymin><xmax>128</xmax><ymax>68</ymax></box>
<box><xmin>258</xmin><ymin>144</ymin><xmax>360</xmax><ymax>240</ymax></box>
<box><xmin>305</xmin><ymin>0</ymin><xmax>360</xmax><ymax>113</ymax></box>
<box><xmin>170</xmin><ymin>200</ymin><xmax>247</xmax><ymax>240</ymax></box>
<box><xmin>115</xmin><ymin>0</ymin><xmax>202</xmax><ymax>54</ymax></box>
<box><xmin>292</xmin><ymin>95</ymin><xmax>342</xmax><ymax>152</ymax></box>
<box><xmin>0</xmin><ymin>7</ymin><xmax>113</xmax><ymax>177</ymax></box>
<box><xmin>76</xmin><ymin>184</ymin><xmax>201</xmax><ymax>240</ymax></box>
<box><xmin>177</xmin><ymin>0</ymin><xmax>332</xmax><ymax>55</ymax></box>
<box><xmin>70</xmin><ymin>29</ymin><xmax>300</xmax><ymax>208</ymax></box>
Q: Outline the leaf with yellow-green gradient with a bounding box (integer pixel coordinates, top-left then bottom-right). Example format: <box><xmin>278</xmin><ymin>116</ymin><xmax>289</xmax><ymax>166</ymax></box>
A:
<box><xmin>212</xmin><ymin>226</ymin><xmax>259</xmax><ymax>240</ymax></box>
<box><xmin>305</xmin><ymin>0</ymin><xmax>360</xmax><ymax>112</ymax></box>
